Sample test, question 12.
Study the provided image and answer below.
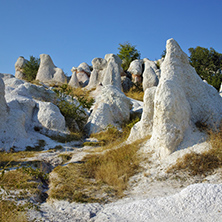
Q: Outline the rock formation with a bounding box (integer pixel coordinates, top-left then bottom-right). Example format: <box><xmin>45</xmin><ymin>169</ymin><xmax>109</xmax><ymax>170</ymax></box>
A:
<box><xmin>76</xmin><ymin>62</ymin><xmax>91</xmax><ymax>87</ymax></box>
<box><xmin>102</xmin><ymin>54</ymin><xmax>122</xmax><ymax>90</ymax></box>
<box><xmin>15</xmin><ymin>56</ymin><xmax>27</xmax><ymax>79</ymax></box>
<box><xmin>0</xmin><ymin>74</ymin><xmax>68</xmax><ymax>151</ymax></box>
<box><xmin>36</xmin><ymin>54</ymin><xmax>67</xmax><ymax>85</ymax></box>
<box><xmin>142</xmin><ymin>59</ymin><xmax>159</xmax><ymax>91</ymax></box>
<box><xmin>150</xmin><ymin>38</ymin><xmax>222</xmax><ymax>158</ymax></box>
<box><xmin>86</xmin><ymin>58</ymin><xmax>107</xmax><ymax>90</ymax></box>
<box><xmin>128</xmin><ymin>59</ymin><xmax>143</xmax><ymax>83</ymax></box>
<box><xmin>128</xmin><ymin>87</ymin><xmax>156</xmax><ymax>142</ymax></box>
<box><xmin>128</xmin><ymin>39</ymin><xmax>222</xmax><ymax>159</ymax></box>
<box><xmin>69</xmin><ymin>67</ymin><xmax>80</xmax><ymax>88</ymax></box>
<box><xmin>85</xmin><ymin>85</ymin><xmax>132</xmax><ymax>135</ymax></box>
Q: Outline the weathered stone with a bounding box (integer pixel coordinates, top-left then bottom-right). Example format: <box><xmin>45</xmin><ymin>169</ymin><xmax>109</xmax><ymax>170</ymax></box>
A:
<box><xmin>128</xmin><ymin>87</ymin><xmax>156</xmax><ymax>142</ymax></box>
<box><xmin>69</xmin><ymin>67</ymin><xmax>80</xmax><ymax>88</ymax></box>
<box><xmin>36</xmin><ymin>101</ymin><xmax>67</xmax><ymax>134</ymax></box>
<box><xmin>121</xmin><ymin>76</ymin><xmax>133</xmax><ymax>92</ymax></box>
<box><xmin>128</xmin><ymin>59</ymin><xmax>143</xmax><ymax>83</ymax></box>
<box><xmin>91</xmin><ymin>58</ymin><xmax>107</xmax><ymax>70</ymax></box>
<box><xmin>36</xmin><ymin>54</ymin><xmax>67</xmax><ymax>84</ymax></box>
<box><xmin>150</xmin><ymin>38</ymin><xmax>222</xmax><ymax>158</ymax></box>
<box><xmin>85</xmin><ymin>85</ymin><xmax>132</xmax><ymax>135</ymax></box>
<box><xmin>76</xmin><ymin>63</ymin><xmax>91</xmax><ymax>87</ymax></box>
<box><xmin>102</xmin><ymin>54</ymin><xmax>122</xmax><ymax>90</ymax></box>
<box><xmin>15</xmin><ymin>56</ymin><xmax>27</xmax><ymax>79</ymax></box>
<box><xmin>142</xmin><ymin>61</ymin><xmax>159</xmax><ymax>91</ymax></box>
<box><xmin>86</xmin><ymin>58</ymin><xmax>107</xmax><ymax>90</ymax></box>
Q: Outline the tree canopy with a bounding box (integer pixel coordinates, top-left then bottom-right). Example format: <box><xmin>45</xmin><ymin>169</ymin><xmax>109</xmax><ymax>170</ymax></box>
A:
<box><xmin>23</xmin><ymin>55</ymin><xmax>40</xmax><ymax>82</ymax></box>
<box><xmin>189</xmin><ymin>46</ymin><xmax>222</xmax><ymax>90</ymax></box>
<box><xmin>117</xmin><ymin>42</ymin><xmax>141</xmax><ymax>71</ymax></box>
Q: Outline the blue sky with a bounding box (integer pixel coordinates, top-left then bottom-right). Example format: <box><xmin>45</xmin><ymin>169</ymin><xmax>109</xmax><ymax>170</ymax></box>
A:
<box><xmin>0</xmin><ymin>0</ymin><xmax>222</xmax><ymax>76</ymax></box>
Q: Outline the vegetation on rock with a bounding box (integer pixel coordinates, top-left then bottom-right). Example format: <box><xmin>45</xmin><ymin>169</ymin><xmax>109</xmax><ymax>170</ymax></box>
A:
<box><xmin>118</xmin><ymin>42</ymin><xmax>141</xmax><ymax>71</ymax></box>
<box><xmin>23</xmin><ymin>55</ymin><xmax>40</xmax><ymax>82</ymax></box>
<box><xmin>189</xmin><ymin>46</ymin><xmax>222</xmax><ymax>90</ymax></box>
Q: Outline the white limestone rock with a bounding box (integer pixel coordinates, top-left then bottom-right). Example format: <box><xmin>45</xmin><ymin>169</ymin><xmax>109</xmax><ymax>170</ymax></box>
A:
<box><xmin>102</xmin><ymin>54</ymin><xmax>122</xmax><ymax>90</ymax></box>
<box><xmin>128</xmin><ymin>59</ymin><xmax>143</xmax><ymax>83</ymax></box>
<box><xmin>87</xmin><ymin>58</ymin><xmax>107</xmax><ymax>90</ymax></box>
<box><xmin>69</xmin><ymin>67</ymin><xmax>80</xmax><ymax>88</ymax></box>
<box><xmin>91</xmin><ymin>58</ymin><xmax>107</xmax><ymax>70</ymax></box>
<box><xmin>36</xmin><ymin>54</ymin><xmax>67</xmax><ymax>84</ymax></box>
<box><xmin>142</xmin><ymin>60</ymin><xmax>159</xmax><ymax>91</ymax></box>
<box><xmin>0</xmin><ymin>75</ymin><xmax>70</xmax><ymax>151</ymax></box>
<box><xmin>76</xmin><ymin>62</ymin><xmax>91</xmax><ymax>87</ymax></box>
<box><xmin>15</xmin><ymin>56</ymin><xmax>27</xmax><ymax>79</ymax></box>
<box><xmin>85</xmin><ymin>85</ymin><xmax>132</xmax><ymax>135</ymax></box>
<box><xmin>128</xmin><ymin>87</ymin><xmax>156</xmax><ymax>142</ymax></box>
<box><xmin>128</xmin><ymin>59</ymin><xmax>143</xmax><ymax>76</ymax></box>
<box><xmin>150</xmin><ymin>38</ymin><xmax>222</xmax><ymax>158</ymax></box>
<box><xmin>219</xmin><ymin>83</ymin><xmax>222</xmax><ymax>97</ymax></box>
<box><xmin>35</xmin><ymin>101</ymin><xmax>67</xmax><ymax>134</ymax></box>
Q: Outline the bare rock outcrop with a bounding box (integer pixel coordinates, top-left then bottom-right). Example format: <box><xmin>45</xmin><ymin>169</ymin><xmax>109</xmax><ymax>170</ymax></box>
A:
<box><xmin>86</xmin><ymin>58</ymin><xmax>107</xmax><ymax>90</ymax></box>
<box><xmin>0</xmin><ymin>75</ymin><xmax>68</xmax><ymax>151</ymax></box>
<box><xmin>128</xmin><ymin>87</ymin><xmax>156</xmax><ymax>142</ymax></box>
<box><xmin>36</xmin><ymin>54</ymin><xmax>67</xmax><ymax>85</ymax></box>
<box><xmin>128</xmin><ymin>59</ymin><xmax>143</xmax><ymax>83</ymax></box>
<box><xmin>76</xmin><ymin>62</ymin><xmax>91</xmax><ymax>87</ymax></box>
<box><xmin>150</xmin><ymin>38</ymin><xmax>222</xmax><ymax>158</ymax></box>
<box><xmin>69</xmin><ymin>67</ymin><xmax>80</xmax><ymax>88</ymax></box>
<box><xmin>15</xmin><ymin>56</ymin><xmax>27</xmax><ymax>79</ymax></box>
<box><xmin>85</xmin><ymin>85</ymin><xmax>132</xmax><ymax>135</ymax></box>
<box><xmin>102</xmin><ymin>54</ymin><xmax>122</xmax><ymax>90</ymax></box>
<box><xmin>142</xmin><ymin>60</ymin><xmax>159</xmax><ymax>91</ymax></box>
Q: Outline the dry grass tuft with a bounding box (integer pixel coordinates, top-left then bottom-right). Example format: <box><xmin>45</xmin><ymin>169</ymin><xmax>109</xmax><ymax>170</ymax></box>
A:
<box><xmin>0</xmin><ymin>200</ymin><xmax>28</xmax><ymax>222</ymax></box>
<box><xmin>167</xmin><ymin>127</ymin><xmax>222</xmax><ymax>176</ymax></box>
<box><xmin>125</xmin><ymin>84</ymin><xmax>144</xmax><ymax>101</ymax></box>
<box><xmin>49</xmin><ymin>137</ymin><xmax>149</xmax><ymax>203</ymax></box>
<box><xmin>88</xmin><ymin>118</ymin><xmax>140</xmax><ymax>152</ymax></box>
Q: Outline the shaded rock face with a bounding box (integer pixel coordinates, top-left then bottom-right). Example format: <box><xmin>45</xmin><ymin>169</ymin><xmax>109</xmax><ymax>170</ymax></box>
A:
<box><xmin>86</xmin><ymin>58</ymin><xmax>107</xmax><ymax>90</ymax></box>
<box><xmin>15</xmin><ymin>56</ymin><xmax>27</xmax><ymax>79</ymax></box>
<box><xmin>121</xmin><ymin>76</ymin><xmax>133</xmax><ymax>92</ymax></box>
<box><xmin>128</xmin><ymin>59</ymin><xmax>143</xmax><ymax>83</ymax></box>
<box><xmin>142</xmin><ymin>60</ymin><xmax>159</xmax><ymax>91</ymax></box>
<box><xmin>149</xmin><ymin>38</ymin><xmax>222</xmax><ymax>158</ymax></box>
<box><xmin>0</xmin><ymin>77</ymin><xmax>8</xmax><ymax>124</ymax></box>
<box><xmin>102</xmin><ymin>54</ymin><xmax>122</xmax><ymax>90</ymax></box>
<box><xmin>76</xmin><ymin>62</ymin><xmax>91</xmax><ymax>87</ymax></box>
<box><xmin>36</xmin><ymin>54</ymin><xmax>67</xmax><ymax>85</ymax></box>
<box><xmin>220</xmin><ymin>83</ymin><xmax>222</xmax><ymax>97</ymax></box>
<box><xmin>69</xmin><ymin>67</ymin><xmax>80</xmax><ymax>88</ymax></box>
<box><xmin>85</xmin><ymin>85</ymin><xmax>132</xmax><ymax>135</ymax></box>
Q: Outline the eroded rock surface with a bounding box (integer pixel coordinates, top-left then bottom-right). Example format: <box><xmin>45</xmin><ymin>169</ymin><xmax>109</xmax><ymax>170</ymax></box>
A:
<box><xmin>36</xmin><ymin>54</ymin><xmax>67</xmax><ymax>84</ymax></box>
<box><xmin>85</xmin><ymin>85</ymin><xmax>132</xmax><ymax>135</ymax></box>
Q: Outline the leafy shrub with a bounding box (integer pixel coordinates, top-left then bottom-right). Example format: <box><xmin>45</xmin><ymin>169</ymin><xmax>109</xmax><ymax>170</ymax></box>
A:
<box><xmin>118</xmin><ymin>42</ymin><xmax>141</xmax><ymax>71</ymax></box>
<box><xmin>23</xmin><ymin>55</ymin><xmax>40</xmax><ymax>82</ymax></box>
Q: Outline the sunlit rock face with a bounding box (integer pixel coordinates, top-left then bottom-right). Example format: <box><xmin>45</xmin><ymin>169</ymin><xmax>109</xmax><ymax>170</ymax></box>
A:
<box><xmin>36</xmin><ymin>54</ymin><xmax>67</xmax><ymax>84</ymax></box>
<box><xmin>150</xmin><ymin>38</ymin><xmax>222</xmax><ymax>158</ymax></box>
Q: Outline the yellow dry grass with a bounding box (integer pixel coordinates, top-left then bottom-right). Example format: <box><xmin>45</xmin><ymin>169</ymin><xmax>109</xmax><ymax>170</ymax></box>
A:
<box><xmin>167</xmin><ymin>127</ymin><xmax>222</xmax><ymax>176</ymax></box>
<box><xmin>49</xmin><ymin>136</ymin><xmax>149</xmax><ymax>203</ymax></box>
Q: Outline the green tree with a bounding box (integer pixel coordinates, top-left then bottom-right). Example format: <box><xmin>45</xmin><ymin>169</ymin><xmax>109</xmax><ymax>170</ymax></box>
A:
<box><xmin>189</xmin><ymin>46</ymin><xmax>222</xmax><ymax>90</ymax></box>
<box><xmin>117</xmin><ymin>42</ymin><xmax>141</xmax><ymax>71</ymax></box>
<box><xmin>23</xmin><ymin>55</ymin><xmax>40</xmax><ymax>82</ymax></box>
